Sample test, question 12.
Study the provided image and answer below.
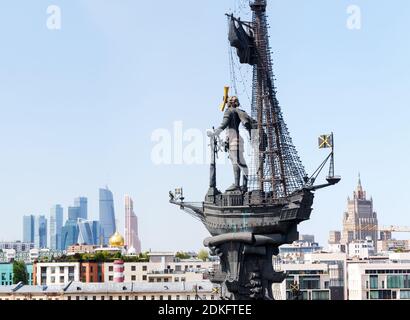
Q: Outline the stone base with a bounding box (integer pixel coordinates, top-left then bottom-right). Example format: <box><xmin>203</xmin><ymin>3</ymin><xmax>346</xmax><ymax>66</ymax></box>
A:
<box><xmin>204</xmin><ymin>232</ymin><xmax>286</xmax><ymax>300</ymax></box>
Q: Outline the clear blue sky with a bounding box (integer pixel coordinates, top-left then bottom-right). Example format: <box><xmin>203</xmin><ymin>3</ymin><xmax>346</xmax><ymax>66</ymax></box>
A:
<box><xmin>0</xmin><ymin>0</ymin><xmax>409</xmax><ymax>250</ymax></box>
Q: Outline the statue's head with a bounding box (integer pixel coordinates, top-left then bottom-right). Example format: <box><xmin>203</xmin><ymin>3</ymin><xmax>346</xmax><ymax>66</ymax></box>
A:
<box><xmin>228</xmin><ymin>96</ymin><xmax>240</xmax><ymax>108</ymax></box>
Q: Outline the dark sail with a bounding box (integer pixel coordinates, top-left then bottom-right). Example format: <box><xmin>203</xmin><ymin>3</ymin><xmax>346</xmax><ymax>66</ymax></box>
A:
<box><xmin>228</xmin><ymin>17</ymin><xmax>257</xmax><ymax>65</ymax></box>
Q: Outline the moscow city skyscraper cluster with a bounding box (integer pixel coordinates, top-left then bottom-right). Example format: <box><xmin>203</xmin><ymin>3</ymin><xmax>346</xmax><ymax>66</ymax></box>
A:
<box><xmin>22</xmin><ymin>187</ymin><xmax>141</xmax><ymax>252</ymax></box>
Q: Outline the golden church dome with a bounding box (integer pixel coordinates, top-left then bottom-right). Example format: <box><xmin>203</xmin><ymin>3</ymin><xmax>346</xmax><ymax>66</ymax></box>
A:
<box><xmin>109</xmin><ymin>231</ymin><xmax>125</xmax><ymax>247</ymax></box>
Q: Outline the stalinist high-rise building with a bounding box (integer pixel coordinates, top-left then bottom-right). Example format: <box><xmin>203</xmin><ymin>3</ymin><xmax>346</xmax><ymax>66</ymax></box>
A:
<box><xmin>124</xmin><ymin>195</ymin><xmax>141</xmax><ymax>254</ymax></box>
<box><xmin>341</xmin><ymin>176</ymin><xmax>378</xmax><ymax>250</ymax></box>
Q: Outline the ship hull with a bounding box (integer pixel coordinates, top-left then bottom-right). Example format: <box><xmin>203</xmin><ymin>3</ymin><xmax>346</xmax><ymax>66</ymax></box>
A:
<box><xmin>203</xmin><ymin>189</ymin><xmax>314</xmax><ymax>240</ymax></box>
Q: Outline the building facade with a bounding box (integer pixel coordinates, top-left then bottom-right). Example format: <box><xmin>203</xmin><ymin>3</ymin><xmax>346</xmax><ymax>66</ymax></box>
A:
<box><xmin>33</xmin><ymin>262</ymin><xmax>80</xmax><ymax>285</ymax></box>
<box><xmin>341</xmin><ymin>177</ymin><xmax>378</xmax><ymax>251</ymax></box>
<box><xmin>22</xmin><ymin>215</ymin><xmax>35</xmax><ymax>244</ymax></box>
<box><xmin>0</xmin><ymin>281</ymin><xmax>218</xmax><ymax>301</ymax></box>
<box><xmin>124</xmin><ymin>195</ymin><xmax>141</xmax><ymax>254</ymax></box>
<box><xmin>74</xmin><ymin>197</ymin><xmax>88</xmax><ymax>220</ymax></box>
<box><xmin>49</xmin><ymin>205</ymin><xmax>63</xmax><ymax>251</ymax></box>
<box><xmin>34</xmin><ymin>216</ymin><xmax>47</xmax><ymax>249</ymax></box>
<box><xmin>99</xmin><ymin>187</ymin><xmax>116</xmax><ymax>245</ymax></box>
<box><xmin>348</xmin><ymin>259</ymin><xmax>410</xmax><ymax>300</ymax></box>
<box><xmin>0</xmin><ymin>263</ymin><xmax>33</xmax><ymax>286</ymax></box>
<box><xmin>61</xmin><ymin>220</ymin><xmax>79</xmax><ymax>251</ymax></box>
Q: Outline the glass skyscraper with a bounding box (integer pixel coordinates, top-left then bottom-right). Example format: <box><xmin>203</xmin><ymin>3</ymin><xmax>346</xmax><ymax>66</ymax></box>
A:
<box><xmin>61</xmin><ymin>220</ymin><xmax>79</xmax><ymax>250</ymax></box>
<box><xmin>49</xmin><ymin>205</ymin><xmax>63</xmax><ymax>250</ymax></box>
<box><xmin>99</xmin><ymin>187</ymin><xmax>116</xmax><ymax>245</ymax></box>
<box><xmin>77</xmin><ymin>219</ymin><xmax>94</xmax><ymax>245</ymax></box>
<box><xmin>23</xmin><ymin>215</ymin><xmax>35</xmax><ymax>243</ymax></box>
<box><xmin>74</xmin><ymin>197</ymin><xmax>88</xmax><ymax>220</ymax></box>
<box><xmin>34</xmin><ymin>215</ymin><xmax>47</xmax><ymax>249</ymax></box>
<box><xmin>68</xmin><ymin>206</ymin><xmax>80</xmax><ymax>221</ymax></box>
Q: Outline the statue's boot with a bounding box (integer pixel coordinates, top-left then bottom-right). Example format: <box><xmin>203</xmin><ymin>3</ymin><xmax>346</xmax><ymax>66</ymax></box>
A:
<box><xmin>242</xmin><ymin>175</ymin><xmax>248</xmax><ymax>192</ymax></box>
<box><xmin>226</xmin><ymin>166</ymin><xmax>241</xmax><ymax>191</ymax></box>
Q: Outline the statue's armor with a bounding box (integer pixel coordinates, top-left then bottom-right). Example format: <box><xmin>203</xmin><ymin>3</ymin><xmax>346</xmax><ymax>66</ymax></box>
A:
<box><xmin>215</xmin><ymin>106</ymin><xmax>255</xmax><ymax>191</ymax></box>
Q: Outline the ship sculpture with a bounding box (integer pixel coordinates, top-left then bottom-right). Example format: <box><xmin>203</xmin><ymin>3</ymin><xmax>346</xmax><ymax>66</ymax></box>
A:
<box><xmin>170</xmin><ymin>0</ymin><xmax>340</xmax><ymax>300</ymax></box>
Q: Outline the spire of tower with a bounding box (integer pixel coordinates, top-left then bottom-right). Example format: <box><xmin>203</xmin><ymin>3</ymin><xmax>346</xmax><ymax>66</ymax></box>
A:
<box><xmin>355</xmin><ymin>173</ymin><xmax>365</xmax><ymax>200</ymax></box>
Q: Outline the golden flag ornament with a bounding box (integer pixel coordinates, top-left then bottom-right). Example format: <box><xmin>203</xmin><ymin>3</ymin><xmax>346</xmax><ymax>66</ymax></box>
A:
<box><xmin>318</xmin><ymin>134</ymin><xmax>333</xmax><ymax>149</ymax></box>
<box><xmin>219</xmin><ymin>86</ymin><xmax>230</xmax><ymax>112</ymax></box>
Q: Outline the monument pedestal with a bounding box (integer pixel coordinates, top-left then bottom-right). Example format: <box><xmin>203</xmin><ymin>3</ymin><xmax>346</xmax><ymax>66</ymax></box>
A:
<box><xmin>204</xmin><ymin>232</ymin><xmax>286</xmax><ymax>300</ymax></box>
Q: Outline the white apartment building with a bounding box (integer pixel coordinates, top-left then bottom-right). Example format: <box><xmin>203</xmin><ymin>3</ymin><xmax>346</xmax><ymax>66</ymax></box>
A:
<box><xmin>348</xmin><ymin>254</ymin><xmax>410</xmax><ymax>300</ymax></box>
<box><xmin>104</xmin><ymin>259</ymin><xmax>216</xmax><ymax>283</ymax></box>
<box><xmin>277</xmin><ymin>263</ymin><xmax>331</xmax><ymax>300</ymax></box>
<box><xmin>34</xmin><ymin>262</ymin><xmax>80</xmax><ymax>285</ymax></box>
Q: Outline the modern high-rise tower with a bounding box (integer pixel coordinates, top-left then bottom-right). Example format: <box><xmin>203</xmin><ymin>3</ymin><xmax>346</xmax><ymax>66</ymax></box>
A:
<box><xmin>74</xmin><ymin>197</ymin><xmax>88</xmax><ymax>220</ymax></box>
<box><xmin>23</xmin><ymin>215</ymin><xmax>35</xmax><ymax>243</ymax></box>
<box><xmin>49</xmin><ymin>205</ymin><xmax>63</xmax><ymax>250</ymax></box>
<box><xmin>34</xmin><ymin>215</ymin><xmax>47</xmax><ymax>249</ymax></box>
<box><xmin>341</xmin><ymin>176</ymin><xmax>378</xmax><ymax>250</ymax></box>
<box><xmin>99</xmin><ymin>187</ymin><xmax>116</xmax><ymax>245</ymax></box>
<box><xmin>124</xmin><ymin>195</ymin><xmax>141</xmax><ymax>254</ymax></box>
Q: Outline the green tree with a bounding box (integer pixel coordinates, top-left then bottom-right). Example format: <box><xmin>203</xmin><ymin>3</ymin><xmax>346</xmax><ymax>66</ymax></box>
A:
<box><xmin>175</xmin><ymin>252</ymin><xmax>191</xmax><ymax>260</ymax></box>
<box><xmin>197</xmin><ymin>249</ymin><xmax>209</xmax><ymax>262</ymax></box>
<box><xmin>13</xmin><ymin>261</ymin><xmax>28</xmax><ymax>285</ymax></box>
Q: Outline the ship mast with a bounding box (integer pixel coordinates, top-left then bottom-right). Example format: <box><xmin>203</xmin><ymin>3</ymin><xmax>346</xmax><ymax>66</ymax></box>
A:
<box><xmin>248</xmin><ymin>0</ymin><xmax>306</xmax><ymax>198</ymax></box>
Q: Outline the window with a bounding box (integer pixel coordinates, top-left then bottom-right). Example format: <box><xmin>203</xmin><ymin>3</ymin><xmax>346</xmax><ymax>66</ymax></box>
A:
<box><xmin>51</xmin><ymin>267</ymin><xmax>56</xmax><ymax>274</ymax></box>
<box><xmin>211</xmin><ymin>295</ymin><xmax>214</xmax><ymax>300</ymax></box>
<box><xmin>312</xmin><ymin>291</ymin><xmax>330</xmax><ymax>300</ymax></box>
<box><xmin>101</xmin><ymin>296</ymin><xmax>105</xmax><ymax>300</ymax></box>
<box><xmin>142</xmin><ymin>275</ymin><xmax>147</xmax><ymax>281</ymax></box>
<box><xmin>109</xmin><ymin>296</ymin><xmax>113</xmax><ymax>300</ymax></box>
<box><xmin>164</xmin><ymin>278</ymin><xmax>169</xmax><ymax>282</ymax></box>
<box><xmin>387</xmin><ymin>275</ymin><xmax>404</xmax><ymax>289</ymax></box>
<box><xmin>156</xmin><ymin>278</ymin><xmax>161</xmax><ymax>282</ymax></box>
<box><xmin>125</xmin><ymin>296</ymin><xmax>129</xmax><ymax>300</ymax></box>
<box><xmin>142</xmin><ymin>266</ymin><xmax>147</xmax><ymax>271</ymax></box>
<box><xmin>119</xmin><ymin>296</ymin><xmax>122</xmax><ymax>300</ymax></box>
<box><xmin>90</xmin><ymin>266</ymin><xmax>93</xmax><ymax>273</ymax></box>
<box><xmin>76</xmin><ymin>296</ymin><xmax>80</xmax><ymax>300</ymax></box>
<box><xmin>60</xmin><ymin>276</ymin><xmax>64</xmax><ymax>283</ymax></box>
<box><xmin>50</xmin><ymin>276</ymin><xmax>55</xmax><ymax>284</ymax></box>
<box><xmin>131</xmin><ymin>266</ymin><xmax>136</xmax><ymax>271</ymax></box>
<box><xmin>175</xmin><ymin>277</ymin><xmax>179</xmax><ymax>282</ymax></box>
<box><xmin>176</xmin><ymin>295</ymin><xmax>180</xmax><ymax>300</ymax></box>
<box><xmin>109</xmin><ymin>276</ymin><xmax>113</xmax><ymax>281</ymax></box>
<box><xmin>168</xmin><ymin>295</ymin><xmax>172</xmax><ymax>300</ymax></box>
<box><xmin>69</xmin><ymin>266</ymin><xmax>75</xmax><ymax>274</ymax></box>
<box><xmin>370</xmin><ymin>275</ymin><xmax>378</xmax><ymax>289</ymax></box>
<box><xmin>159</xmin><ymin>295</ymin><xmax>164</xmax><ymax>300</ymax></box>
<box><xmin>143</xmin><ymin>296</ymin><xmax>146</xmax><ymax>300</ymax></box>
<box><xmin>181</xmin><ymin>277</ymin><xmax>186</xmax><ymax>282</ymax></box>
<box><xmin>131</xmin><ymin>275</ymin><xmax>136</xmax><ymax>281</ymax></box>
<box><xmin>187</xmin><ymin>295</ymin><xmax>190</xmax><ymax>300</ymax></box>
<box><xmin>400</xmin><ymin>290</ymin><xmax>410</xmax><ymax>299</ymax></box>
<box><xmin>60</xmin><ymin>267</ymin><xmax>64</xmax><ymax>273</ymax></box>
<box><xmin>84</xmin><ymin>296</ymin><xmax>88</xmax><ymax>300</ymax></box>
<box><xmin>67</xmin><ymin>296</ymin><xmax>71</xmax><ymax>300</ymax></box>
<box><xmin>93</xmin><ymin>296</ymin><xmax>96</xmax><ymax>300</ymax></box>
<box><xmin>109</xmin><ymin>266</ymin><xmax>113</xmax><ymax>272</ymax></box>
<box><xmin>151</xmin><ymin>296</ymin><xmax>155</xmax><ymax>300</ymax></box>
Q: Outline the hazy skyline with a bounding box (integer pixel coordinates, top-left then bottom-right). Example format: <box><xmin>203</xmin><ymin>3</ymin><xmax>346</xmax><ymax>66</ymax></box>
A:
<box><xmin>0</xmin><ymin>0</ymin><xmax>409</xmax><ymax>250</ymax></box>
